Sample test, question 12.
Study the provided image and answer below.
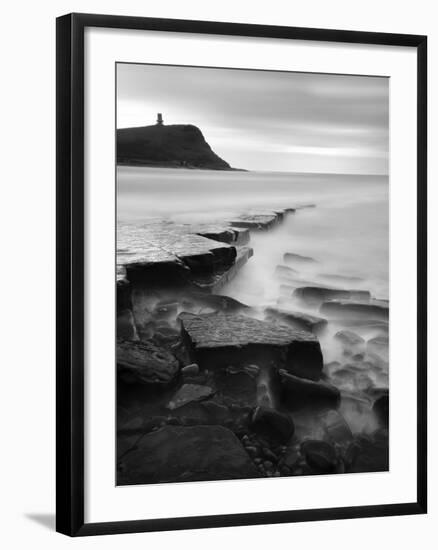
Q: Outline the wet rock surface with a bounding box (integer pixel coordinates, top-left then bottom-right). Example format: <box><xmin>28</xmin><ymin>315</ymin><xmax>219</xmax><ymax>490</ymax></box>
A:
<box><xmin>118</xmin><ymin>425</ymin><xmax>259</xmax><ymax>485</ymax></box>
<box><xmin>116</xmin><ymin>204</ymin><xmax>389</xmax><ymax>484</ymax></box>
<box><xmin>179</xmin><ymin>312</ymin><xmax>323</xmax><ymax>380</ymax></box>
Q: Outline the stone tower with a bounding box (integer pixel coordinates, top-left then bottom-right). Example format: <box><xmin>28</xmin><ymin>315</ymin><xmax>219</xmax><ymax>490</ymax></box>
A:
<box><xmin>156</xmin><ymin>113</ymin><xmax>163</xmax><ymax>125</ymax></box>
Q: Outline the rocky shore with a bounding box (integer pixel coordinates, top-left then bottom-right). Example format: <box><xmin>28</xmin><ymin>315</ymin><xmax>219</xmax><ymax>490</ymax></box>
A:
<box><xmin>117</xmin><ymin>206</ymin><xmax>389</xmax><ymax>485</ymax></box>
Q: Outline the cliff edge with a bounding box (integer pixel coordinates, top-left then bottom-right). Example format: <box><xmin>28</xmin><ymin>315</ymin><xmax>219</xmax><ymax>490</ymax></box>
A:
<box><xmin>117</xmin><ymin>123</ymin><xmax>236</xmax><ymax>170</ymax></box>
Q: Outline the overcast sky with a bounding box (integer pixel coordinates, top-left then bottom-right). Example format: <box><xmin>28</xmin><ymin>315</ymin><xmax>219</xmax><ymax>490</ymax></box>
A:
<box><xmin>117</xmin><ymin>63</ymin><xmax>389</xmax><ymax>175</ymax></box>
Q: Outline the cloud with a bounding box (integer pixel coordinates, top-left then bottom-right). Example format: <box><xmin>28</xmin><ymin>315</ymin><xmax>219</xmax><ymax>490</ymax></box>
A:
<box><xmin>117</xmin><ymin>63</ymin><xmax>389</xmax><ymax>174</ymax></box>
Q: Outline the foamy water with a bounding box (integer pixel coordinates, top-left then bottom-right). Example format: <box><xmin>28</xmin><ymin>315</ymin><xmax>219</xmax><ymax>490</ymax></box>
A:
<box><xmin>118</xmin><ymin>166</ymin><xmax>389</xmax><ymax>434</ymax></box>
<box><xmin>118</xmin><ymin>166</ymin><xmax>388</xmax><ymax>300</ymax></box>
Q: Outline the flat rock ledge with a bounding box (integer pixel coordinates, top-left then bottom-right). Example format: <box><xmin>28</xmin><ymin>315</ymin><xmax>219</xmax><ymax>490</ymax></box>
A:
<box><xmin>118</xmin><ymin>223</ymin><xmax>237</xmax><ymax>285</ymax></box>
<box><xmin>117</xmin><ymin>209</ymin><xmax>296</xmax><ymax>305</ymax></box>
<box><xmin>179</xmin><ymin>312</ymin><xmax>323</xmax><ymax>380</ymax></box>
<box><xmin>293</xmin><ymin>286</ymin><xmax>371</xmax><ymax>306</ymax></box>
<box><xmin>320</xmin><ymin>300</ymin><xmax>389</xmax><ymax>320</ymax></box>
<box><xmin>117</xmin><ymin>425</ymin><xmax>259</xmax><ymax>485</ymax></box>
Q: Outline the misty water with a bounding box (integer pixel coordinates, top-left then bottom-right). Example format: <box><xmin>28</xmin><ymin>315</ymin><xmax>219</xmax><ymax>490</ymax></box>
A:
<box><xmin>118</xmin><ymin>166</ymin><xmax>389</xmax><ymax>437</ymax></box>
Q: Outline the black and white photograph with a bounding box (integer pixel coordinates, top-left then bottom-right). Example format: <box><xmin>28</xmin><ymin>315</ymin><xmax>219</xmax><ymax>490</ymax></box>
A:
<box><xmin>116</xmin><ymin>63</ymin><xmax>390</xmax><ymax>486</ymax></box>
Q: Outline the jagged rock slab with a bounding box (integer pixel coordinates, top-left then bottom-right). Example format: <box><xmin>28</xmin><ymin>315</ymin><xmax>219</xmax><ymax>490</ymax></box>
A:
<box><xmin>117</xmin><ymin>425</ymin><xmax>259</xmax><ymax>484</ymax></box>
<box><xmin>117</xmin><ymin>338</ymin><xmax>179</xmax><ymax>385</ymax></box>
<box><xmin>179</xmin><ymin>312</ymin><xmax>323</xmax><ymax>380</ymax></box>
<box><xmin>320</xmin><ymin>301</ymin><xmax>389</xmax><ymax>320</ymax></box>
<box><xmin>294</xmin><ymin>286</ymin><xmax>370</xmax><ymax>306</ymax></box>
<box><xmin>228</xmin><ymin>211</ymin><xmax>280</xmax><ymax>230</ymax></box>
<box><xmin>264</xmin><ymin>307</ymin><xmax>327</xmax><ymax>334</ymax></box>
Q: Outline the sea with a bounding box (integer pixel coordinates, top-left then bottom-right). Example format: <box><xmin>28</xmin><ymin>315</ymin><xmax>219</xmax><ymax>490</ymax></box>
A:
<box><xmin>117</xmin><ymin>165</ymin><xmax>389</xmax><ymax>434</ymax></box>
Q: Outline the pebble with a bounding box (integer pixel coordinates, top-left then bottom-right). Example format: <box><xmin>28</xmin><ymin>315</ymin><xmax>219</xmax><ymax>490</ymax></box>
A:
<box><xmin>181</xmin><ymin>363</ymin><xmax>200</xmax><ymax>376</ymax></box>
<box><xmin>245</xmin><ymin>446</ymin><xmax>259</xmax><ymax>458</ymax></box>
<box><xmin>262</xmin><ymin>447</ymin><xmax>278</xmax><ymax>462</ymax></box>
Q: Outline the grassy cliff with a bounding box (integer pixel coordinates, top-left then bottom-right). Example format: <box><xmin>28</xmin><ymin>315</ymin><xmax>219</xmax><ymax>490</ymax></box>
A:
<box><xmin>117</xmin><ymin>124</ymin><xmax>235</xmax><ymax>170</ymax></box>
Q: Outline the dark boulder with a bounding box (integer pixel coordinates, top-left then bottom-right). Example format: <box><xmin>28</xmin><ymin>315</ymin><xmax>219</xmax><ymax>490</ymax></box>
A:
<box><xmin>117</xmin><ymin>309</ymin><xmax>137</xmax><ymax>340</ymax></box>
<box><xmin>117</xmin><ymin>338</ymin><xmax>179</xmax><ymax>385</ymax></box>
<box><xmin>345</xmin><ymin>434</ymin><xmax>389</xmax><ymax>473</ymax></box>
<box><xmin>301</xmin><ymin>440</ymin><xmax>338</xmax><ymax>474</ymax></box>
<box><xmin>279</xmin><ymin>369</ymin><xmax>340</xmax><ymax>411</ymax></box>
<box><xmin>117</xmin><ymin>425</ymin><xmax>259</xmax><ymax>485</ymax></box>
<box><xmin>251</xmin><ymin>406</ymin><xmax>295</xmax><ymax>444</ymax></box>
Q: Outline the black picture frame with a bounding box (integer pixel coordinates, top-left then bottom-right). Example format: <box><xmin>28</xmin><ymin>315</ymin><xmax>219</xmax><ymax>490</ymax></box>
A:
<box><xmin>56</xmin><ymin>12</ymin><xmax>427</xmax><ymax>537</ymax></box>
